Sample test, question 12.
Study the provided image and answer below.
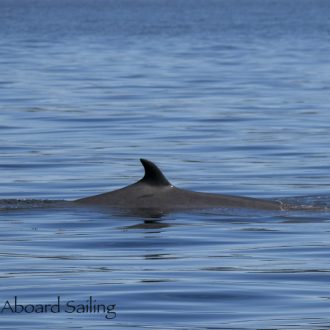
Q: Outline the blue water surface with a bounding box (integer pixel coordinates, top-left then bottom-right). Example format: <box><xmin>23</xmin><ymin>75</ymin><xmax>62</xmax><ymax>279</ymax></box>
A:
<box><xmin>1</xmin><ymin>0</ymin><xmax>330</xmax><ymax>329</ymax></box>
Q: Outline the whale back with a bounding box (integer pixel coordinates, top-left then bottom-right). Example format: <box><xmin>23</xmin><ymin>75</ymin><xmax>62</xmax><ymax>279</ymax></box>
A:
<box><xmin>75</xmin><ymin>159</ymin><xmax>282</xmax><ymax>212</ymax></box>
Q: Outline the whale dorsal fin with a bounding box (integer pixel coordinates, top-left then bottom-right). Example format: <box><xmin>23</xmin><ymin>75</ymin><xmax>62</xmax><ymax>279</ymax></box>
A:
<box><xmin>139</xmin><ymin>159</ymin><xmax>171</xmax><ymax>186</ymax></box>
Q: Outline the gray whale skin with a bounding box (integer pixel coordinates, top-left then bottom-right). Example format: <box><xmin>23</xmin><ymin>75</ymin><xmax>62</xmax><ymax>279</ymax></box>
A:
<box><xmin>75</xmin><ymin>159</ymin><xmax>285</xmax><ymax>212</ymax></box>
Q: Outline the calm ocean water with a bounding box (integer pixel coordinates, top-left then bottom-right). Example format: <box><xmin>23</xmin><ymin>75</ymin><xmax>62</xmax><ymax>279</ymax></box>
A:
<box><xmin>1</xmin><ymin>0</ymin><xmax>330</xmax><ymax>329</ymax></box>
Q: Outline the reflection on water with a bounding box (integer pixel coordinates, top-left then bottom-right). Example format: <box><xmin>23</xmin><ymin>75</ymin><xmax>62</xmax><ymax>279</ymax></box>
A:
<box><xmin>1</xmin><ymin>203</ymin><xmax>330</xmax><ymax>329</ymax></box>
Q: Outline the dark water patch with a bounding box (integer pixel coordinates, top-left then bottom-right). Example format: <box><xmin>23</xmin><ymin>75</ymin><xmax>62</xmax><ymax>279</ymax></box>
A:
<box><xmin>0</xmin><ymin>199</ymin><xmax>67</xmax><ymax>211</ymax></box>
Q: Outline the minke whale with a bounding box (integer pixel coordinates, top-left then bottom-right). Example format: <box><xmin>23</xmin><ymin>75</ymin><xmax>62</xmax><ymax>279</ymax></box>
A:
<box><xmin>75</xmin><ymin>159</ymin><xmax>287</xmax><ymax>212</ymax></box>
